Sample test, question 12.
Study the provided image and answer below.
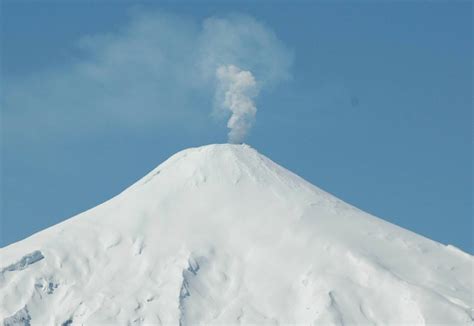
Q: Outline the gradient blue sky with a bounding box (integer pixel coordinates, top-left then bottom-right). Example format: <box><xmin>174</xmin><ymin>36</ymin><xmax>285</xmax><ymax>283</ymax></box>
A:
<box><xmin>1</xmin><ymin>1</ymin><xmax>472</xmax><ymax>253</ymax></box>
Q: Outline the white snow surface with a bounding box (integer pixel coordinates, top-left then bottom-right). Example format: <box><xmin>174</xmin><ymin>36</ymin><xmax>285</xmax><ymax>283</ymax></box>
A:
<box><xmin>1</xmin><ymin>144</ymin><xmax>472</xmax><ymax>325</ymax></box>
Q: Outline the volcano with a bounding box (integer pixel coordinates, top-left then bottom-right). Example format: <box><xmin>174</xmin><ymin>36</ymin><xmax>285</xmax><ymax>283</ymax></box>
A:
<box><xmin>1</xmin><ymin>144</ymin><xmax>472</xmax><ymax>325</ymax></box>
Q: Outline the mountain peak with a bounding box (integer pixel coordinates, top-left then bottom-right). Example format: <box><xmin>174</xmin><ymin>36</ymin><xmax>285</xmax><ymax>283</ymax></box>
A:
<box><xmin>130</xmin><ymin>143</ymin><xmax>313</xmax><ymax>196</ymax></box>
<box><xmin>1</xmin><ymin>145</ymin><xmax>472</xmax><ymax>325</ymax></box>
<box><xmin>151</xmin><ymin>143</ymin><xmax>261</xmax><ymax>175</ymax></box>
<box><xmin>151</xmin><ymin>143</ymin><xmax>262</xmax><ymax>174</ymax></box>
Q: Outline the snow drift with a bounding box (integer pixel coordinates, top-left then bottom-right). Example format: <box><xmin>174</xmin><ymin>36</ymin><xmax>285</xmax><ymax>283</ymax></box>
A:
<box><xmin>1</xmin><ymin>144</ymin><xmax>472</xmax><ymax>325</ymax></box>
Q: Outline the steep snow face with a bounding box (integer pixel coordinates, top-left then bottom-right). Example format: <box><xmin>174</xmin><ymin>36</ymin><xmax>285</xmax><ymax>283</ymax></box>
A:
<box><xmin>1</xmin><ymin>144</ymin><xmax>472</xmax><ymax>325</ymax></box>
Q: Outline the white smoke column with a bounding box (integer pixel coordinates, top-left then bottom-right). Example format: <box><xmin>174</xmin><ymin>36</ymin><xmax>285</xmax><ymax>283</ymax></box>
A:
<box><xmin>215</xmin><ymin>65</ymin><xmax>259</xmax><ymax>144</ymax></box>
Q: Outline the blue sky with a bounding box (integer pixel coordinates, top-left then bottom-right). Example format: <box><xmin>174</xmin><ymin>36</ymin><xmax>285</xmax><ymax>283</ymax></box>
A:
<box><xmin>1</xmin><ymin>1</ymin><xmax>472</xmax><ymax>253</ymax></box>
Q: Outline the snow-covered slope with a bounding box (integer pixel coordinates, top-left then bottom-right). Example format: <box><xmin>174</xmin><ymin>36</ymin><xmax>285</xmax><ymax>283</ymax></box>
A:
<box><xmin>1</xmin><ymin>144</ymin><xmax>472</xmax><ymax>325</ymax></box>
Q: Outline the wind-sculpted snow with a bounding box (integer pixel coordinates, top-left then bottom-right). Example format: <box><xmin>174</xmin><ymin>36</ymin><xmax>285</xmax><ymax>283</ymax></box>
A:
<box><xmin>0</xmin><ymin>144</ymin><xmax>472</xmax><ymax>325</ymax></box>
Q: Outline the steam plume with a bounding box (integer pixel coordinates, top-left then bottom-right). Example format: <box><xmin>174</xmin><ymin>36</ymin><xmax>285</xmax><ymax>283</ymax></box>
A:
<box><xmin>215</xmin><ymin>65</ymin><xmax>259</xmax><ymax>144</ymax></box>
<box><xmin>4</xmin><ymin>11</ymin><xmax>292</xmax><ymax>144</ymax></box>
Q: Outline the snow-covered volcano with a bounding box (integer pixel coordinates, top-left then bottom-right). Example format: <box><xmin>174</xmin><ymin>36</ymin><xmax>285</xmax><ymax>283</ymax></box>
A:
<box><xmin>1</xmin><ymin>144</ymin><xmax>472</xmax><ymax>325</ymax></box>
